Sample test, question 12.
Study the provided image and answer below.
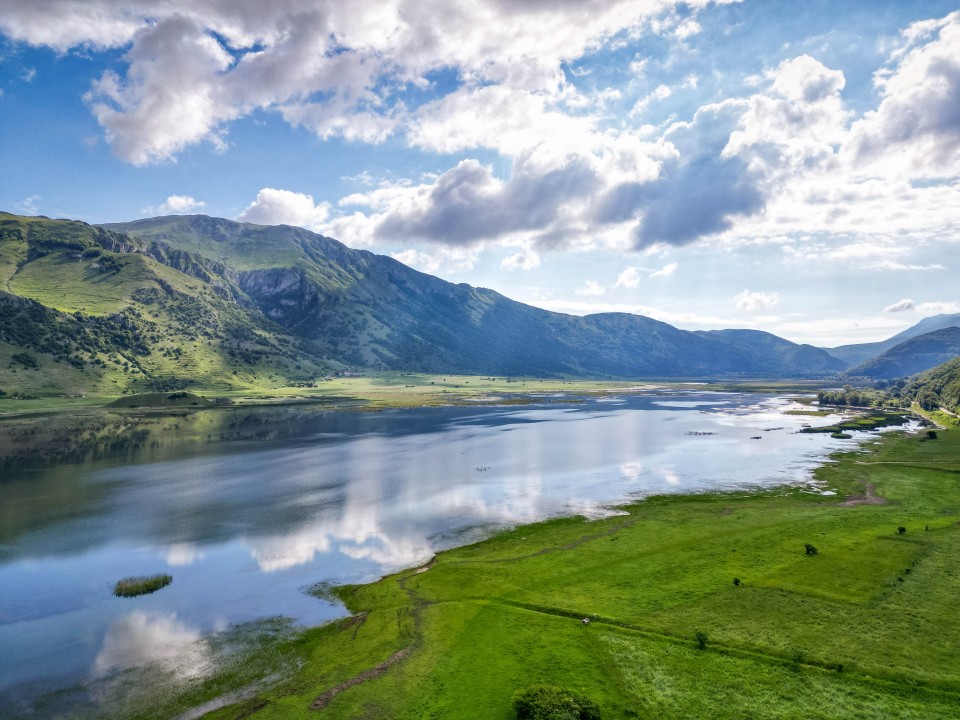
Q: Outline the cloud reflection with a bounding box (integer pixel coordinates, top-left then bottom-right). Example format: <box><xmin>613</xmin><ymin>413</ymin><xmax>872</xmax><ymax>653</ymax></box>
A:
<box><xmin>93</xmin><ymin>612</ymin><xmax>210</xmax><ymax>679</ymax></box>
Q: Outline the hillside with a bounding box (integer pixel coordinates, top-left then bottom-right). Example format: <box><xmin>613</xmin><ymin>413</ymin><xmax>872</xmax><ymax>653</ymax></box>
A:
<box><xmin>898</xmin><ymin>356</ymin><xmax>960</xmax><ymax>413</ymax></box>
<box><xmin>842</xmin><ymin>327</ymin><xmax>960</xmax><ymax>380</ymax></box>
<box><xmin>0</xmin><ymin>213</ymin><xmax>329</xmax><ymax>397</ymax></box>
<box><xmin>107</xmin><ymin>215</ymin><xmax>846</xmax><ymax>378</ymax></box>
<box><xmin>826</xmin><ymin>313</ymin><xmax>960</xmax><ymax>367</ymax></box>
<box><xmin>2</xmin><ymin>211</ymin><xmax>850</xmax><ymax>398</ymax></box>
<box><xmin>695</xmin><ymin>329</ymin><xmax>846</xmax><ymax>375</ymax></box>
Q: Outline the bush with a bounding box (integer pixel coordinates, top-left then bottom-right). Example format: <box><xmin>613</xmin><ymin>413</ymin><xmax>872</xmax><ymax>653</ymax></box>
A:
<box><xmin>897</xmin><ymin>526</ymin><xmax>907</xmax><ymax>535</ymax></box>
<box><xmin>804</xmin><ymin>543</ymin><xmax>818</xmax><ymax>555</ymax></box>
<box><xmin>512</xmin><ymin>685</ymin><xmax>600</xmax><ymax>720</ymax></box>
<box><xmin>694</xmin><ymin>630</ymin><xmax>708</xmax><ymax>650</ymax></box>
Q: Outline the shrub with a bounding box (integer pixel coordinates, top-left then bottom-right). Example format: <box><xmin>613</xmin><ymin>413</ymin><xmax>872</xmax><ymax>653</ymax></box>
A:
<box><xmin>694</xmin><ymin>630</ymin><xmax>708</xmax><ymax>650</ymax></box>
<box><xmin>732</xmin><ymin>577</ymin><xmax>741</xmax><ymax>586</ymax></box>
<box><xmin>804</xmin><ymin>543</ymin><xmax>818</xmax><ymax>555</ymax></box>
<box><xmin>926</xmin><ymin>430</ymin><xmax>938</xmax><ymax>440</ymax></box>
<box><xmin>897</xmin><ymin>526</ymin><xmax>906</xmax><ymax>535</ymax></box>
<box><xmin>512</xmin><ymin>685</ymin><xmax>600</xmax><ymax>720</ymax></box>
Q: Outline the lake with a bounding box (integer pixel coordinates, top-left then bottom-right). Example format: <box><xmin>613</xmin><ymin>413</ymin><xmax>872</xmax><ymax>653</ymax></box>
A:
<box><xmin>0</xmin><ymin>391</ymin><xmax>872</xmax><ymax>713</ymax></box>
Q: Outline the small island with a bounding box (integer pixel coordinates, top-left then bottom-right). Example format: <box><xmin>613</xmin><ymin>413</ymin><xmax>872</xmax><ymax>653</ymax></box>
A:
<box><xmin>113</xmin><ymin>574</ymin><xmax>172</xmax><ymax>598</ymax></box>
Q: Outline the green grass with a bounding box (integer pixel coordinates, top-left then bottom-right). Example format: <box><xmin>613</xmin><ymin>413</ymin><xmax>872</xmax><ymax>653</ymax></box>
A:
<box><xmin>113</xmin><ymin>574</ymin><xmax>173</xmax><ymax>597</ymax></box>
<box><xmin>142</xmin><ymin>425</ymin><xmax>960</xmax><ymax>720</ymax></box>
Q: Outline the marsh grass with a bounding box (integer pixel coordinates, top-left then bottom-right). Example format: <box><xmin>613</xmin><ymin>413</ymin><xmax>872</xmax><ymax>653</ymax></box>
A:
<box><xmin>113</xmin><ymin>573</ymin><xmax>172</xmax><ymax>597</ymax></box>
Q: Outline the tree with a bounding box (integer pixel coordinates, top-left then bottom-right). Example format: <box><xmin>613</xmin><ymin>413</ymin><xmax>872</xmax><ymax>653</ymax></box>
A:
<box><xmin>512</xmin><ymin>685</ymin><xmax>601</xmax><ymax>720</ymax></box>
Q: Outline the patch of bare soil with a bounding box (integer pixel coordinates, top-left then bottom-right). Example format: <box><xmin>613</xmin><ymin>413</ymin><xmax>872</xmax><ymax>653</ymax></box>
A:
<box><xmin>842</xmin><ymin>482</ymin><xmax>887</xmax><ymax>506</ymax></box>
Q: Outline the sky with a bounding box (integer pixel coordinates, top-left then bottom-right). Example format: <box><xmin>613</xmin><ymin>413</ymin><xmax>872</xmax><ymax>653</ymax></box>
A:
<box><xmin>1</xmin><ymin>0</ymin><xmax>958</xmax><ymax>347</ymax></box>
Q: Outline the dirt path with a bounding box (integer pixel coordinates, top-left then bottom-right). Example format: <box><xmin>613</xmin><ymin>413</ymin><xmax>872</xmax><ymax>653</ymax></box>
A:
<box><xmin>842</xmin><ymin>482</ymin><xmax>886</xmax><ymax>506</ymax></box>
<box><xmin>311</xmin><ymin>569</ymin><xmax>429</xmax><ymax>711</ymax></box>
<box><xmin>310</xmin><ymin>646</ymin><xmax>415</xmax><ymax>710</ymax></box>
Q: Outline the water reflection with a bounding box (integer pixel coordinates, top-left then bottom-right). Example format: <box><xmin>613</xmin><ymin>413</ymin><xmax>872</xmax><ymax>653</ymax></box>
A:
<box><xmin>0</xmin><ymin>392</ymin><xmax>870</xmax><ymax>712</ymax></box>
<box><xmin>93</xmin><ymin>612</ymin><xmax>210</xmax><ymax>679</ymax></box>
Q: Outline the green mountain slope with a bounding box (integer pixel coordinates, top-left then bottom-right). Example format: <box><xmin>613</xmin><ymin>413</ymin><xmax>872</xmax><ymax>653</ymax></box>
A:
<box><xmin>1</xmin><ymin>211</ymin><xmax>852</xmax><ymax>398</ymax></box>
<box><xmin>107</xmin><ymin>214</ymin><xmax>833</xmax><ymax>378</ymax></box>
<box><xmin>897</xmin><ymin>356</ymin><xmax>960</xmax><ymax>412</ymax></box>
<box><xmin>843</xmin><ymin>327</ymin><xmax>960</xmax><ymax>379</ymax></box>
<box><xmin>0</xmin><ymin>213</ymin><xmax>330</xmax><ymax>397</ymax></box>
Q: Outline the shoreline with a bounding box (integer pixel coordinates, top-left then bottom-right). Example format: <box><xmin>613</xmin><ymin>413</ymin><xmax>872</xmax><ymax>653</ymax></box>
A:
<box><xmin>5</xmin><ymin>391</ymin><xmax>942</xmax><ymax>719</ymax></box>
<box><xmin>191</xmin><ymin>419</ymin><xmax>959</xmax><ymax>719</ymax></box>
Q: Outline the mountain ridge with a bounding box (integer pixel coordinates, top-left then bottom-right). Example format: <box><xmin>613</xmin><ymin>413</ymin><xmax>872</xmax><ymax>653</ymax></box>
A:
<box><xmin>0</xmin><ymin>211</ymin><xmax>933</xmax><ymax>396</ymax></box>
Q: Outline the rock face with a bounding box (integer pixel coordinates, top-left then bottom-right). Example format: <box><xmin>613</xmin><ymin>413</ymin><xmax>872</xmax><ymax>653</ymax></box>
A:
<box><xmin>240</xmin><ymin>268</ymin><xmax>321</xmax><ymax>321</ymax></box>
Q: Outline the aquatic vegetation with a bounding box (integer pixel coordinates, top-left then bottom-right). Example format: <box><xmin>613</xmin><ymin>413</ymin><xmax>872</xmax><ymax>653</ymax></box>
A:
<box><xmin>113</xmin><ymin>574</ymin><xmax>172</xmax><ymax>597</ymax></box>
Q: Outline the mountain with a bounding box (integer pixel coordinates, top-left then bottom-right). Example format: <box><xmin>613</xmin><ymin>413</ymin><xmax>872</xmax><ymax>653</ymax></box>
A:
<box><xmin>695</xmin><ymin>329</ymin><xmax>846</xmax><ymax>375</ymax></box>
<box><xmin>106</xmin><ymin>215</ymin><xmax>835</xmax><ymax>378</ymax></box>
<box><xmin>1</xmin><ymin>211</ymin><xmax>842</xmax><ymax>397</ymax></box>
<box><xmin>898</xmin><ymin>356</ymin><xmax>960</xmax><ymax>413</ymax></box>
<box><xmin>826</xmin><ymin>313</ymin><xmax>960</xmax><ymax>366</ymax></box>
<box><xmin>842</xmin><ymin>327</ymin><xmax>960</xmax><ymax>380</ymax></box>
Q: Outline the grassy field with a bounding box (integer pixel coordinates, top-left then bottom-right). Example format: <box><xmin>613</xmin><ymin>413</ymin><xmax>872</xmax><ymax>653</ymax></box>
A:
<box><xmin>0</xmin><ymin>373</ymin><xmax>647</xmax><ymax>416</ymax></box>
<box><xmin>122</xmin><ymin>423</ymin><xmax>960</xmax><ymax>720</ymax></box>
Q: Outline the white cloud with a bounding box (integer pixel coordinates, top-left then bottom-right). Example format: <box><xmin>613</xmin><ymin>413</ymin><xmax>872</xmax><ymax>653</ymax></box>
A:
<box><xmin>615</xmin><ymin>267</ymin><xmax>642</xmax><ymax>288</ymax></box>
<box><xmin>391</xmin><ymin>246</ymin><xmax>479</xmax><ymax>275</ymax></box>
<box><xmin>237</xmin><ymin>188</ymin><xmax>330</xmax><ymax>230</ymax></box>
<box><xmin>16</xmin><ymin>194</ymin><xmax>40</xmax><ymax>214</ymax></box>
<box><xmin>0</xmin><ymin>0</ymin><xmax>727</xmax><ymax>164</ymax></box>
<box><xmin>501</xmin><ymin>248</ymin><xmax>541</xmax><ymax>271</ymax></box>
<box><xmin>884</xmin><ymin>298</ymin><xmax>915</xmax><ymax>313</ymax></box>
<box><xmin>650</xmin><ymin>261</ymin><xmax>678</xmax><ymax>277</ymax></box>
<box><xmin>916</xmin><ymin>300</ymin><xmax>960</xmax><ymax>315</ymax></box>
<box><xmin>733</xmin><ymin>289</ymin><xmax>780</xmax><ymax>312</ymax></box>
<box><xmin>847</xmin><ymin>11</ymin><xmax>960</xmax><ymax>179</ymax></box>
<box><xmin>143</xmin><ymin>194</ymin><xmax>205</xmax><ymax>215</ymax></box>
<box><xmin>871</xmin><ymin>260</ymin><xmax>946</xmax><ymax>271</ymax></box>
<box><xmin>576</xmin><ymin>280</ymin><xmax>606</xmax><ymax>296</ymax></box>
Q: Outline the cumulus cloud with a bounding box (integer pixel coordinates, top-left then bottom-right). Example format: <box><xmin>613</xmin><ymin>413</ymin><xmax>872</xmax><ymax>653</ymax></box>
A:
<box><xmin>501</xmin><ymin>248</ymin><xmax>541</xmax><ymax>271</ymax></box>
<box><xmin>144</xmin><ymin>194</ymin><xmax>205</xmax><ymax>215</ymax></box>
<box><xmin>615</xmin><ymin>267</ymin><xmax>642</xmax><ymax>288</ymax></box>
<box><xmin>237</xmin><ymin>188</ymin><xmax>330</xmax><ymax>230</ymax></box>
<box><xmin>847</xmin><ymin>11</ymin><xmax>960</xmax><ymax>178</ymax></box>
<box><xmin>356</xmin><ymin>155</ymin><xmax>601</xmax><ymax>247</ymax></box>
<box><xmin>0</xmin><ymin>0</ymin><xmax>726</xmax><ymax>164</ymax></box>
<box><xmin>733</xmin><ymin>289</ymin><xmax>780</xmax><ymax>312</ymax></box>
<box><xmin>576</xmin><ymin>280</ymin><xmax>606</xmax><ymax>296</ymax></box>
<box><xmin>391</xmin><ymin>246</ymin><xmax>479</xmax><ymax>275</ymax></box>
<box><xmin>884</xmin><ymin>298</ymin><xmax>915</xmax><ymax>313</ymax></box>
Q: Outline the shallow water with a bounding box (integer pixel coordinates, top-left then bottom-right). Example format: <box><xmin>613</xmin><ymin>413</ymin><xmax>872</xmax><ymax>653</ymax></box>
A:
<box><xmin>0</xmin><ymin>391</ymin><xmax>865</xmax><ymax>709</ymax></box>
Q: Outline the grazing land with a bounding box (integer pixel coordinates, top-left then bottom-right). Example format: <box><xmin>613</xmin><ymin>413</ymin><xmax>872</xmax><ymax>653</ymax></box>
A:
<box><xmin>166</xmin><ymin>423</ymin><xmax>960</xmax><ymax>720</ymax></box>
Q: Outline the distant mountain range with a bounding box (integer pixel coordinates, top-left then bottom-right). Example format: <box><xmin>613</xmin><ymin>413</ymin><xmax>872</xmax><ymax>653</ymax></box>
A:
<box><xmin>1</xmin><ymin>211</ymin><xmax>957</xmax><ymax>396</ymax></box>
<box><xmin>840</xmin><ymin>327</ymin><xmax>960</xmax><ymax>380</ymax></box>
<box><xmin>825</xmin><ymin>313</ymin><xmax>960</xmax><ymax>367</ymax></box>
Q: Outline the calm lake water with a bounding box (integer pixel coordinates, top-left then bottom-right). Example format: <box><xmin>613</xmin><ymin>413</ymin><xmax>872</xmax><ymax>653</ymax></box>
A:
<box><xmin>0</xmin><ymin>391</ymin><xmax>872</xmax><ymax>712</ymax></box>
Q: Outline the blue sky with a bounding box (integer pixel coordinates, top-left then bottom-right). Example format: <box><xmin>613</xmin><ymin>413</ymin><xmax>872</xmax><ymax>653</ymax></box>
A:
<box><xmin>1</xmin><ymin>0</ymin><xmax>958</xmax><ymax>346</ymax></box>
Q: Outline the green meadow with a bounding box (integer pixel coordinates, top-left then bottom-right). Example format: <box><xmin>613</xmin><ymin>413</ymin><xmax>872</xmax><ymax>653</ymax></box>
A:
<box><xmin>163</xmin><ymin>423</ymin><xmax>960</xmax><ymax>720</ymax></box>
